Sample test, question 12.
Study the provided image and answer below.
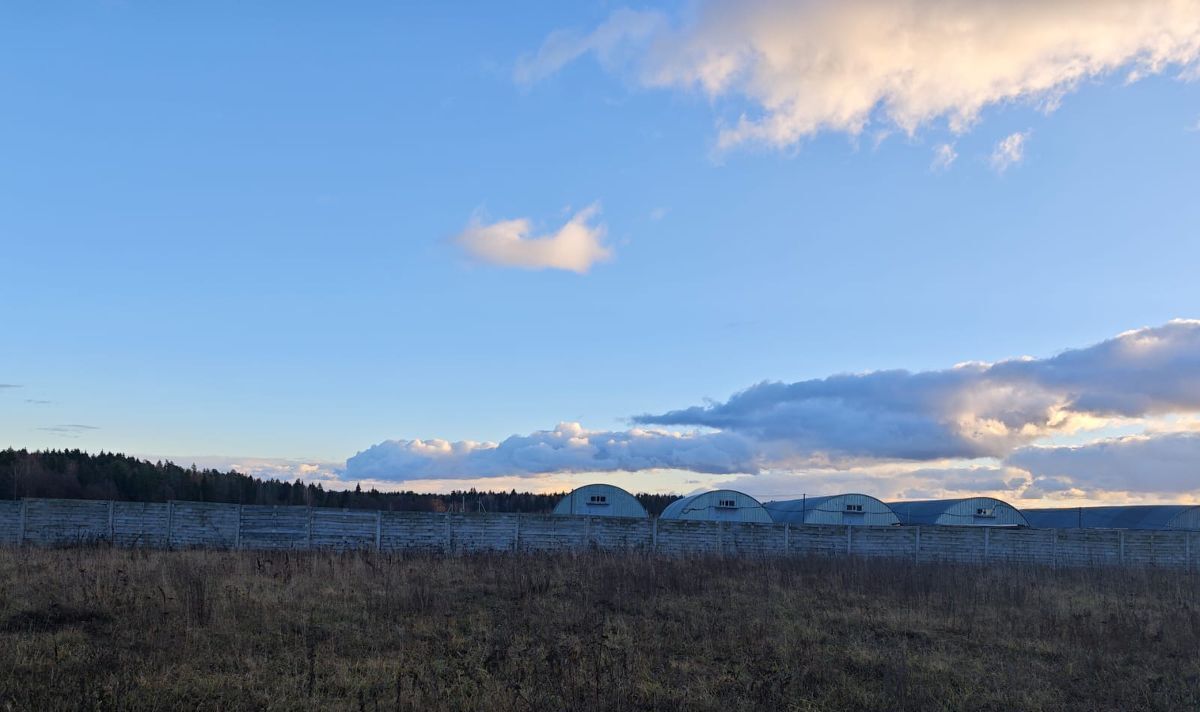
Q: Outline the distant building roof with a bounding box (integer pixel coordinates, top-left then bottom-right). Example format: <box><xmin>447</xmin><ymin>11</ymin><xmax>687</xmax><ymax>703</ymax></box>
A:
<box><xmin>764</xmin><ymin>493</ymin><xmax>900</xmax><ymax>526</ymax></box>
<box><xmin>1023</xmin><ymin>505</ymin><xmax>1200</xmax><ymax>531</ymax></box>
<box><xmin>659</xmin><ymin>489</ymin><xmax>773</xmax><ymax>523</ymax></box>
<box><xmin>888</xmin><ymin>497</ymin><xmax>1029</xmax><ymax>527</ymax></box>
<box><xmin>551</xmin><ymin>484</ymin><xmax>648</xmax><ymax>518</ymax></box>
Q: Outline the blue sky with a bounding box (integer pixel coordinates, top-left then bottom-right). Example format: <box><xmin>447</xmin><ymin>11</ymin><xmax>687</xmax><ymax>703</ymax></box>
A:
<box><xmin>4</xmin><ymin>1</ymin><xmax>1200</xmax><ymax>502</ymax></box>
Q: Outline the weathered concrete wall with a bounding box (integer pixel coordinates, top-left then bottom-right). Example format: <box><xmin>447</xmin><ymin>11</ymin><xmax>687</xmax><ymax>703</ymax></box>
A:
<box><xmin>1</xmin><ymin>498</ymin><xmax>1197</xmax><ymax>570</ymax></box>
<box><xmin>0</xmin><ymin>500</ymin><xmax>23</xmax><ymax>545</ymax></box>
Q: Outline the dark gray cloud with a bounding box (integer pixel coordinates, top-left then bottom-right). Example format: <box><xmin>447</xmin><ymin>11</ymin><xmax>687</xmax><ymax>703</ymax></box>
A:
<box><xmin>1007</xmin><ymin>431</ymin><xmax>1200</xmax><ymax>494</ymax></box>
<box><xmin>636</xmin><ymin>320</ymin><xmax>1200</xmax><ymax>461</ymax></box>
<box><xmin>348</xmin><ymin>321</ymin><xmax>1200</xmax><ymax>482</ymax></box>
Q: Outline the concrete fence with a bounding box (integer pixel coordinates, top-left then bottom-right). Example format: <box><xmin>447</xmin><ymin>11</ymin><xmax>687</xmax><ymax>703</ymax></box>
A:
<box><xmin>0</xmin><ymin>497</ymin><xmax>1197</xmax><ymax>569</ymax></box>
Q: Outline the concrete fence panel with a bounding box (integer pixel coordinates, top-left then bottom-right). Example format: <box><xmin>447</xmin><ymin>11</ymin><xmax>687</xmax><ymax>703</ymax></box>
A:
<box><xmin>379</xmin><ymin>511</ymin><xmax>446</xmax><ymax>552</ymax></box>
<box><xmin>310</xmin><ymin>508</ymin><xmax>378</xmax><ymax>551</ymax></box>
<box><xmin>519</xmin><ymin>515</ymin><xmax>589</xmax><ymax>552</ymax></box>
<box><xmin>22</xmin><ymin>498</ymin><xmax>110</xmax><ymax>546</ymax></box>
<box><xmin>112</xmin><ymin>502</ymin><xmax>169</xmax><ymax>548</ymax></box>
<box><xmin>2</xmin><ymin>498</ymin><xmax>1198</xmax><ymax>570</ymax></box>
<box><xmin>169</xmin><ymin>501</ymin><xmax>239</xmax><ymax>549</ymax></box>
<box><xmin>0</xmin><ymin>501</ymin><xmax>21</xmax><ymax>545</ymax></box>
<box><xmin>239</xmin><ymin>505</ymin><xmax>310</xmax><ymax>550</ymax></box>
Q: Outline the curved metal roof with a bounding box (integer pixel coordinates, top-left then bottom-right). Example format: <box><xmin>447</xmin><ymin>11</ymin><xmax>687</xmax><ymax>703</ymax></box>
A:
<box><xmin>659</xmin><ymin>489</ymin><xmax>773</xmax><ymax>522</ymax></box>
<box><xmin>1022</xmin><ymin>505</ymin><xmax>1200</xmax><ymax>531</ymax></box>
<box><xmin>888</xmin><ymin>497</ymin><xmax>1029</xmax><ymax>527</ymax></box>
<box><xmin>764</xmin><ymin>493</ymin><xmax>900</xmax><ymax>526</ymax></box>
<box><xmin>551</xmin><ymin>483</ymin><xmax>648</xmax><ymax>518</ymax></box>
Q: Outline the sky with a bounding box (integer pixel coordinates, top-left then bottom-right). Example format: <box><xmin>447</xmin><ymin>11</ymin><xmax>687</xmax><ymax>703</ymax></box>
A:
<box><xmin>3</xmin><ymin>0</ymin><xmax>1200</xmax><ymax>505</ymax></box>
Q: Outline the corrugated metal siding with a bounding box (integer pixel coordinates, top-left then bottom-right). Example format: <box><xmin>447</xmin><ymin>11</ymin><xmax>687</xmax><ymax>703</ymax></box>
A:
<box><xmin>1169</xmin><ymin>507</ymin><xmax>1200</xmax><ymax>531</ymax></box>
<box><xmin>766</xmin><ymin>494</ymin><xmax>900</xmax><ymax>526</ymax></box>
<box><xmin>889</xmin><ymin>497</ymin><xmax>1028</xmax><ymax>527</ymax></box>
<box><xmin>552</xmin><ymin>484</ymin><xmax>648</xmax><ymax>518</ymax></box>
<box><xmin>660</xmin><ymin>490</ymin><xmax>773</xmax><ymax>522</ymax></box>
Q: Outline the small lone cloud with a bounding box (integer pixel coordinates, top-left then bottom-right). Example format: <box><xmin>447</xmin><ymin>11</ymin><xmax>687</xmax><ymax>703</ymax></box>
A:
<box><xmin>37</xmin><ymin>424</ymin><xmax>100</xmax><ymax>438</ymax></box>
<box><xmin>25</xmin><ymin>399</ymin><xmax>53</xmax><ymax>405</ymax></box>
<box><xmin>990</xmin><ymin>131</ymin><xmax>1030</xmax><ymax>173</ymax></box>
<box><xmin>455</xmin><ymin>204</ymin><xmax>612</xmax><ymax>274</ymax></box>
<box><xmin>0</xmin><ymin>384</ymin><xmax>22</xmax><ymax>390</ymax></box>
<box><xmin>514</xmin><ymin>8</ymin><xmax>665</xmax><ymax>86</ymax></box>
<box><xmin>931</xmin><ymin>143</ymin><xmax>957</xmax><ymax>171</ymax></box>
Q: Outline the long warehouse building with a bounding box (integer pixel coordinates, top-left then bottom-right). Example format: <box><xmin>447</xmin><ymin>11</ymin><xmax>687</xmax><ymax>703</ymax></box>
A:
<box><xmin>888</xmin><ymin>497</ymin><xmax>1028</xmax><ymax>527</ymax></box>
<box><xmin>1023</xmin><ymin>505</ymin><xmax>1200</xmax><ymax>531</ymax></box>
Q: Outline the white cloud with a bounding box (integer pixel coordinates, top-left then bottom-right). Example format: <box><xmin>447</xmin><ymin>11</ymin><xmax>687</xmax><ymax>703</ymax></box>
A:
<box><xmin>990</xmin><ymin>131</ymin><xmax>1030</xmax><ymax>172</ymax></box>
<box><xmin>346</xmin><ymin>422</ymin><xmax>758</xmax><ymax>480</ymax></box>
<box><xmin>931</xmin><ymin>142</ymin><xmax>957</xmax><ymax>171</ymax></box>
<box><xmin>455</xmin><ymin>204</ymin><xmax>612</xmax><ymax>273</ymax></box>
<box><xmin>515</xmin><ymin>8</ymin><xmax>666</xmax><ymax>86</ymax></box>
<box><xmin>526</xmin><ymin>1</ymin><xmax>1200</xmax><ymax>151</ymax></box>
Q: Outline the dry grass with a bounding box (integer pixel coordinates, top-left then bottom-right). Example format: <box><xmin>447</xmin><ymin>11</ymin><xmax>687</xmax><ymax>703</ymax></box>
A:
<box><xmin>0</xmin><ymin>546</ymin><xmax>1198</xmax><ymax>711</ymax></box>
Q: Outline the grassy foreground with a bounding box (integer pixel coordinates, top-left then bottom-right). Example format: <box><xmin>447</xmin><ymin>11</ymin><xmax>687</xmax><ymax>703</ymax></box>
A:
<box><xmin>0</xmin><ymin>547</ymin><xmax>1197</xmax><ymax>711</ymax></box>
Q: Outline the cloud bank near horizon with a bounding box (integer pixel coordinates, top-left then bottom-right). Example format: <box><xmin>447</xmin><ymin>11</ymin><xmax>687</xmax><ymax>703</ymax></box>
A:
<box><xmin>348</xmin><ymin>321</ymin><xmax>1200</xmax><ymax>499</ymax></box>
<box><xmin>347</xmin><ymin>423</ymin><xmax>758</xmax><ymax>480</ymax></box>
<box><xmin>519</xmin><ymin>0</ymin><xmax>1200</xmax><ymax>151</ymax></box>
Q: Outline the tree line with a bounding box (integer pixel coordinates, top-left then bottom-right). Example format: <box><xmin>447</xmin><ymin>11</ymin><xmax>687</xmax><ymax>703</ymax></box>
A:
<box><xmin>0</xmin><ymin>449</ymin><xmax>678</xmax><ymax>515</ymax></box>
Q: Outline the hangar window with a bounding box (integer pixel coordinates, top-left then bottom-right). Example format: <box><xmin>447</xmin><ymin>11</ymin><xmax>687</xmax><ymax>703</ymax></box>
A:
<box><xmin>845</xmin><ymin>504</ymin><xmax>864</xmax><ymax>512</ymax></box>
<box><xmin>717</xmin><ymin>499</ymin><xmax>737</xmax><ymax>508</ymax></box>
<box><xmin>975</xmin><ymin>507</ymin><xmax>995</xmax><ymax>518</ymax></box>
<box><xmin>588</xmin><ymin>495</ymin><xmax>608</xmax><ymax>505</ymax></box>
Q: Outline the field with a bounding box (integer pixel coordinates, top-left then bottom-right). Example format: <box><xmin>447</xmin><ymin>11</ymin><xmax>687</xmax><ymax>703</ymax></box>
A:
<box><xmin>0</xmin><ymin>547</ymin><xmax>1198</xmax><ymax>711</ymax></box>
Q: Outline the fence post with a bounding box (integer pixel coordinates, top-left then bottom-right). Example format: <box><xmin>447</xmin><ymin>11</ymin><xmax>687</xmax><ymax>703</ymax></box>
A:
<box><xmin>166</xmin><ymin>501</ymin><xmax>175</xmax><ymax>550</ymax></box>
<box><xmin>107</xmin><ymin>501</ymin><xmax>115</xmax><ymax>544</ymax></box>
<box><xmin>783</xmin><ymin>523</ymin><xmax>790</xmax><ymax>555</ymax></box>
<box><xmin>445</xmin><ymin>512</ymin><xmax>453</xmax><ymax>554</ymax></box>
<box><xmin>18</xmin><ymin>499</ymin><xmax>26</xmax><ymax>546</ymax></box>
<box><xmin>983</xmin><ymin>527</ymin><xmax>990</xmax><ymax>563</ymax></box>
<box><xmin>1187</xmin><ymin>532</ymin><xmax>1192</xmax><ymax>572</ymax></box>
<box><xmin>585</xmin><ymin>516</ymin><xmax>592</xmax><ymax>549</ymax></box>
<box><xmin>1050</xmin><ymin>528</ymin><xmax>1057</xmax><ymax>569</ymax></box>
<box><xmin>306</xmin><ymin>506</ymin><xmax>313</xmax><ymax>550</ymax></box>
<box><xmin>651</xmin><ymin>517</ymin><xmax>658</xmax><ymax>553</ymax></box>
<box><xmin>914</xmin><ymin>526</ymin><xmax>921</xmax><ymax>564</ymax></box>
<box><xmin>846</xmin><ymin>525</ymin><xmax>852</xmax><ymax>556</ymax></box>
<box><xmin>233</xmin><ymin>505</ymin><xmax>242</xmax><ymax>550</ymax></box>
<box><xmin>514</xmin><ymin>514</ymin><xmax>521</xmax><ymax>552</ymax></box>
<box><xmin>1119</xmin><ymin>530</ymin><xmax>1125</xmax><ymax>566</ymax></box>
<box><xmin>375</xmin><ymin>511</ymin><xmax>382</xmax><ymax>553</ymax></box>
